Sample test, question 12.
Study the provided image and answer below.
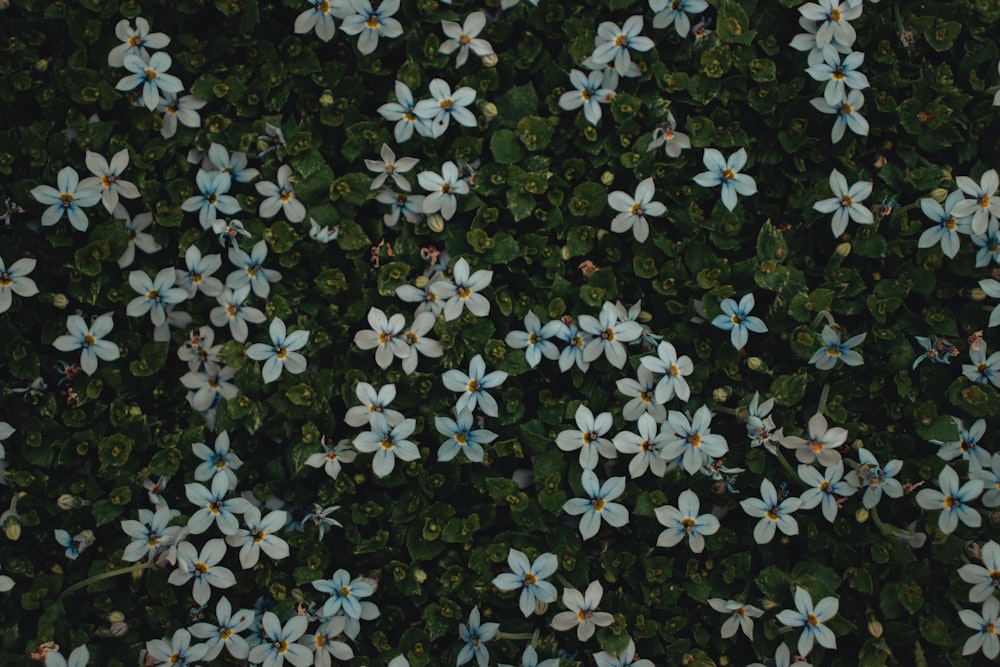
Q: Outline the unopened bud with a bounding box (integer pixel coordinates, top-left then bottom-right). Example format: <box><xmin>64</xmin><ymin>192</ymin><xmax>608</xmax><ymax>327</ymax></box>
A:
<box><xmin>867</xmin><ymin>617</ymin><xmax>883</xmax><ymax>638</ymax></box>
<box><xmin>319</xmin><ymin>91</ymin><xmax>334</xmax><ymax>107</ymax></box>
<box><xmin>481</xmin><ymin>101</ymin><xmax>498</xmax><ymax>119</ymax></box>
<box><xmin>57</xmin><ymin>494</ymin><xmax>82</xmax><ymax>510</ymax></box>
<box><xmin>971</xmin><ymin>287</ymin><xmax>987</xmax><ymax>301</ymax></box>
<box><xmin>712</xmin><ymin>387</ymin><xmax>730</xmax><ymax>402</ymax></box>
<box><xmin>534</xmin><ymin>597</ymin><xmax>549</xmax><ymax>615</ymax></box>
<box><xmin>747</xmin><ymin>357</ymin><xmax>766</xmax><ymax>371</ymax></box>
<box><xmin>109</xmin><ymin>621</ymin><xmax>129</xmax><ymax>637</ymax></box>
<box><xmin>427</xmin><ymin>213</ymin><xmax>444</xmax><ymax>233</ymax></box>
<box><xmin>600</xmin><ymin>171</ymin><xmax>614</xmax><ymax>186</ymax></box>
<box><xmin>855</xmin><ymin>507</ymin><xmax>870</xmax><ymax>523</ymax></box>
<box><xmin>929</xmin><ymin>188</ymin><xmax>948</xmax><ymax>203</ymax></box>
<box><xmin>760</xmin><ymin>598</ymin><xmax>780</xmax><ymax>611</ymax></box>
<box><xmin>561</xmin><ymin>246</ymin><xmax>570</xmax><ymax>260</ymax></box>
<box><xmin>108</xmin><ymin>611</ymin><xmax>126</xmax><ymax>624</ymax></box>
<box><xmin>52</xmin><ymin>294</ymin><xmax>69</xmax><ymax>309</ymax></box>
<box><xmin>638</xmin><ymin>310</ymin><xmax>653</xmax><ymax>323</ymax></box>
<box><xmin>835</xmin><ymin>242</ymin><xmax>851</xmax><ymax>258</ymax></box>
<box><xmin>413</xmin><ymin>567</ymin><xmax>427</xmax><ymax>583</ymax></box>
<box><xmin>852</xmin><ymin>439</ymin><xmax>864</xmax><ymax>450</ymax></box>
<box><xmin>4</xmin><ymin>515</ymin><xmax>20</xmax><ymax>541</ymax></box>
<box><xmin>35</xmin><ymin>59</ymin><xmax>49</xmax><ymax>72</ymax></box>
<box><xmin>481</xmin><ymin>53</ymin><xmax>499</xmax><ymax>68</ymax></box>
<box><xmin>414</xmin><ymin>275</ymin><xmax>429</xmax><ymax>289</ymax></box>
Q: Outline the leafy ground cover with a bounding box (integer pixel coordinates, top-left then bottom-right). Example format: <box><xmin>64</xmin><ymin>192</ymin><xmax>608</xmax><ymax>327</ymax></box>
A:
<box><xmin>2</xmin><ymin>0</ymin><xmax>1000</xmax><ymax>665</ymax></box>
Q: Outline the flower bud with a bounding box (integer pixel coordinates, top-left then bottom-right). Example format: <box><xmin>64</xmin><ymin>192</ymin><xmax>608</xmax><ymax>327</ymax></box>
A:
<box><xmin>4</xmin><ymin>515</ymin><xmax>20</xmax><ymax>541</ymax></box>
<box><xmin>481</xmin><ymin>53</ymin><xmax>499</xmax><ymax>68</ymax></box>
<box><xmin>414</xmin><ymin>275</ymin><xmax>429</xmax><ymax>289</ymax></box>
<box><xmin>638</xmin><ymin>310</ymin><xmax>653</xmax><ymax>323</ymax></box>
<box><xmin>852</xmin><ymin>438</ymin><xmax>864</xmax><ymax>450</ymax></box>
<box><xmin>427</xmin><ymin>213</ymin><xmax>444</xmax><ymax>233</ymax></box>
<box><xmin>35</xmin><ymin>59</ymin><xmax>49</xmax><ymax>72</ymax></box>
<box><xmin>481</xmin><ymin>102</ymin><xmax>498</xmax><ymax>119</ymax></box>
<box><xmin>835</xmin><ymin>242</ymin><xmax>851</xmax><ymax>258</ymax></box>
<box><xmin>57</xmin><ymin>494</ymin><xmax>82</xmax><ymax>510</ymax></box>
<box><xmin>970</xmin><ymin>287</ymin><xmax>987</xmax><ymax>302</ymax></box>
<box><xmin>867</xmin><ymin>616</ymin><xmax>883</xmax><ymax>638</ymax></box>
<box><xmin>52</xmin><ymin>294</ymin><xmax>69</xmax><ymax>309</ymax></box>
<box><xmin>560</xmin><ymin>246</ymin><xmax>570</xmax><ymax>260</ymax></box>
<box><xmin>600</xmin><ymin>171</ymin><xmax>614</xmax><ymax>186</ymax></box>
<box><xmin>108</xmin><ymin>611</ymin><xmax>126</xmax><ymax>624</ymax></box>
<box><xmin>712</xmin><ymin>387</ymin><xmax>730</xmax><ymax>402</ymax></box>
<box><xmin>318</xmin><ymin>91</ymin><xmax>334</xmax><ymax>107</ymax></box>
<box><xmin>534</xmin><ymin>597</ymin><xmax>549</xmax><ymax>615</ymax></box>
<box><xmin>413</xmin><ymin>567</ymin><xmax>427</xmax><ymax>583</ymax></box>
<box><xmin>929</xmin><ymin>187</ymin><xmax>948</xmax><ymax>203</ymax></box>
<box><xmin>109</xmin><ymin>621</ymin><xmax>129</xmax><ymax>637</ymax></box>
<box><xmin>747</xmin><ymin>357</ymin><xmax>767</xmax><ymax>371</ymax></box>
<box><xmin>855</xmin><ymin>507</ymin><xmax>869</xmax><ymax>523</ymax></box>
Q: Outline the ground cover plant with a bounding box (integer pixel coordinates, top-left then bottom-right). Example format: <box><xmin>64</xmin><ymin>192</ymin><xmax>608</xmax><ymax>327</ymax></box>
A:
<box><xmin>1</xmin><ymin>0</ymin><xmax>1000</xmax><ymax>665</ymax></box>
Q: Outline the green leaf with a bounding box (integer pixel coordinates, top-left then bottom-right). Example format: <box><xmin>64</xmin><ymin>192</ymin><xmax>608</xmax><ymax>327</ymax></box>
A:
<box><xmin>285</xmin><ymin>383</ymin><xmax>316</xmax><ymax>407</ymax></box>
<box><xmin>770</xmin><ymin>370</ymin><xmax>810</xmax><ymax>406</ymax></box>
<box><xmin>516</xmin><ymin>116</ymin><xmax>554</xmax><ymax>151</ymax></box>
<box><xmin>497</xmin><ymin>83</ymin><xmax>538</xmax><ymax>126</ymax></box>
<box><xmin>506</xmin><ymin>191</ymin><xmax>535</xmax><ymax>222</ymax></box>
<box><xmin>129</xmin><ymin>342</ymin><xmax>168</xmax><ymax>377</ymax></box>
<box><xmin>490</xmin><ymin>129</ymin><xmax>527</xmax><ymax>164</ymax></box>
<box><xmin>568</xmin><ymin>183</ymin><xmax>607</xmax><ymax>218</ymax></box>
<box><xmin>336</xmin><ymin>220</ymin><xmax>370</xmax><ymax>251</ymax></box>
<box><xmin>756</xmin><ymin>219</ymin><xmax>788</xmax><ymax>262</ymax></box>
<box><xmin>914</xmin><ymin>414</ymin><xmax>959</xmax><ymax>441</ymax></box>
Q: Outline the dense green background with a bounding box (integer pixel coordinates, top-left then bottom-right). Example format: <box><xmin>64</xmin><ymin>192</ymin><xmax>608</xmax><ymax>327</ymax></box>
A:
<box><xmin>2</xmin><ymin>0</ymin><xmax>1000</xmax><ymax>665</ymax></box>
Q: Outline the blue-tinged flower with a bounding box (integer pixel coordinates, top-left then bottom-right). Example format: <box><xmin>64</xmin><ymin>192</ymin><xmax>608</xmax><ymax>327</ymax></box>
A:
<box><xmin>299</xmin><ymin>617</ymin><xmax>354</xmax><ymax>665</ymax></box>
<box><xmin>798</xmin><ymin>0</ymin><xmax>861</xmax><ymax>49</ymax></box>
<box><xmin>972</xmin><ymin>452</ymin><xmax>1000</xmax><ymax>507</ymax></box>
<box><xmin>957</xmin><ymin>539</ymin><xmax>1000</xmax><ymax>603</ymax></box>
<box><xmin>594</xmin><ymin>638</ymin><xmax>654</xmax><ymax>667</ymax></box>
<box><xmin>505</xmin><ymin>311</ymin><xmax>561</xmax><ymax>368</ymax></box>
<box><xmin>182</xmin><ymin>170</ymin><xmax>241</xmax><ymax>229</ymax></box>
<box><xmin>558</xmin><ymin>69</ymin><xmax>615</xmax><ymax>126</ymax></box>
<box><xmin>440</xmin><ymin>11</ymin><xmax>495</xmax><ymax>67</ymax></box>
<box><xmin>918</xmin><ymin>190</ymin><xmax>972</xmax><ymax>259</ymax></box>
<box><xmin>556</xmin><ymin>321</ymin><xmax>591</xmax><ymax>373</ymax></box>
<box><xmin>115</xmin><ymin>206</ymin><xmax>161</xmax><ymax>269</ymax></box>
<box><xmin>442</xmin><ymin>354</ymin><xmax>507</xmax><ymax>417</ymax></box>
<box><xmin>435</xmin><ymin>409</ymin><xmax>498</xmax><ymax>463</ymax></box>
<box><xmin>305</xmin><ymin>436</ymin><xmax>356</xmax><ymax>480</ymax></box>
<box><xmin>177</xmin><ymin>244</ymin><xmax>224</xmax><ymax>299</ymax></box>
<box><xmin>578</xmin><ymin>301</ymin><xmax>643</xmax><ymax>369</ymax></box>
<box><xmin>44</xmin><ymin>646</ymin><xmax>89</xmax><ymax>667</ymax></box>
<box><xmin>400</xmin><ymin>312</ymin><xmax>443</xmax><ymax>374</ymax></box>
<box><xmin>492</xmin><ymin>548</ymin><xmax>558</xmax><ymax>618</ymax></box>
<box><xmin>798</xmin><ymin>462</ymin><xmax>857</xmax><ymax>522</ymax></box>
<box><xmin>340</xmin><ymin>0</ymin><xmax>404</xmax><ymax>54</ymax></box>
<box><xmin>107</xmin><ymin>17</ymin><xmax>170</xmax><ymax>67</ymax></box>
<box><xmin>810</xmin><ymin>90</ymin><xmax>869</xmax><ymax>144</ymax></box>
<box><xmin>779</xmin><ymin>413</ymin><xmax>847</xmax><ymax>467</ymax></box>
<box><xmin>812</xmin><ymin>169</ymin><xmax>873</xmax><ymax>237</ymax></box>
<box><xmin>959</xmin><ymin>597</ymin><xmax>1000</xmax><ymax>660</ymax></box>
<box><xmin>378</xmin><ymin>81</ymin><xmax>434</xmax><ymax>143</ymax></box>
<box><xmin>354</xmin><ymin>306</ymin><xmax>409</xmax><ymax>369</ymax></box>
<box><xmin>808</xmin><ymin>325</ymin><xmax>865</xmax><ymax>370</ymax></box>
<box><xmin>54</xmin><ymin>529</ymin><xmax>94</xmax><ymax>560</ymax></box>
<box><xmin>952</xmin><ymin>169</ymin><xmax>1000</xmax><ymax>236</ymax></box>
<box><xmin>184</xmin><ymin>472</ymin><xmax>253</xmax><ymax>535</ymax></box>
<box><xmin>911</xmin><ymin>335</ymin><xmax>959</xmax><ymax>369</ymax></box>
<box><xmin>590</xmin><ymin>15</ymin><xmax>655</xmax><ymax>77</ymax></box>
<box><xmin>115</xmin><ymin>52</ymin><xmax>184</xmax><ymax>111</ymax></box>
<box><xmin>931</xmin><ymin>416</ymin><xmax>991</xmax><ymax>473</ymax></box>
<box><xmin>776</xmin><ymin>586</ymin><xmax>838</xmax><ymax>657</ymax></box>
<box><xmin>188</xmin><ymin>596</ymin><xmax>255</xmax><ymax>662</ymax></box>
<box><xmin>641</xmin><ymin>341</ymin><xmax>694</xmax><ymax>403</ymax></box>
<box><xmin>313</xmin><ymin>569</ymin><xmax>375</xmax><ymax>619</ymax></box>
<box><xmin>256</xmin><ymin>164</ymin><xmax>306</xmax><ymax>223</ymax></box>
<box><xmin>192</xmin><ymin>430</ymin><xmax>243</xmax><ymax>489</ymax></box>
<box><xmin>248</xmin><ymin>612</ymin><xmax>312</xmax><ymax>667</ymax></box>
<box><xmin>52</xmin><ymin>313</ymin><xmax>120</xmax><ymax>376</ymax></box>
<box><xmin>981</xmin><ymin>278</ymin><xmax>1000</xmax><ymax>328</ymax></box>
<box><xmin>206</xmin><ymin>142</ymin><xmax>259</xmax><ymax>183</ymax></box>
<box><xmin>749</xmin><ymin>643</ymin><xmax>811</xmax><ymax>667</ymax></box>
<box><xmin>663</xmin><ymin>405</ymin><xmax>728</xmax><ymax>475</ymax></box>
<box><xmin>302</xmin><ymin>503</ymin><xmax>343</xmax><ymax>540</ymax></box>
<box><xmin>0</xmin><ymin>255</ymin><xmax>39</xmax><ymax>313</ymax></box>
<box><xmin>353</xmin><ymin>412</ymin><xmax>420</xmax><ymax>478</ymax></box>
<box><xmin>706</xmin><ymin>599</ymin><xmax>764</xmax><ymax>640</ymax></box>
<box><xmin>562</xmin><ymin>469</ymin><xmax>629</xmax><ymax>540</ymax></box>
<box><xmin>226</xmin><ymin>507</ymin><xmax>290</xmax><ymax>569</ymax></box>
<box><xmin>418</xmin><ymin>161</ymin><xmax>470</xmax><ymax>221</ymax></box>
<box><xmin>556</xmin><ymin>404</ymin><xmax>616</xmax><ymax>471</ymax></box>
<box><xmin>120</xmin><ymin>504</ymin><xmax>179</xmax><ymax>561</ymax></box>
<box><xmin>167</xmin><ymin>539</ymin><xmax>237</xmax><ymax>605</ymax></box>
<box><xmin>127</xmin><ymin>267</ymin><xmax>188</xmax><ymax>327</ymax></box>
<box><xmin>650</xmin><ymin>0</ymin><xmax>708</xmax><ymax>37</ymax></box>
<box><xmin>848</xmin><ymin>448</ymin><xmax>904</xmax><ymax>508</ymax></box>
<box><xmin>789</xmin><ymin>15</ymin><xmax>849</xmax><ymax>66</ymax></box>
<box><xmin>711</xmin><ymin>293</ymin><xmax>767</xmax><ymax>350</ymax></box>
<box><xmin>227</xmin><ymin>240</ymin><xmax>282</xmax><ymax>299</ymax></box>
<box><xmin>646</xmin><ymin>110</ymin><xmax>691</xmax><ymax>158</ymax></box>
<box><xmin>378</xmin><ymin>189</ymin><xmax>426</xmax><ymax>226</ymax></box>
<box><xmin>294</xmin><ymin>0</ymin><xmax>352</xmax><ymax>42</ymax></box>
<box><xmin>413</xmin><ymin>79</ymin><xmax>477</xmax><ymax>138</ymax></box>
<box><xmin>158</xmin><ymin>92</ymin><xmax>207</xmax><ymax>139</ymax></box>
<box><xmin>498</xmin><ymin>645</ymin><xmax>559</xmax><ymax>667</ymax></box>
<box><xmin>616</xmin><ymin>366</ymin><xmax>666</xmax><ymax>423</ymax></box>
<box><xmin>79</xmin><ymin>149</ymin><xmax>140</xmax><ymax>214</ymax></box>
<box><xmin>805</xmin><ymin>50</ymin><xmax>869</xmax><ymax>106</ymax></box>
<box><xmin>613</xmin><ymin>413</ymin><xmax>670</xmax><ymax>478</ymax></box>
<box><xmin>366</xmin><ymin>143</ymin><xmax>418</xmax><ymax>192</ymax></box>
<box><xmin>740</xmin><ymin>478</ymin><xmax>802</xmax><ymax>543</ymax></box>
<box><xmin>655</xmin><ymin>488</ymin><xmax>721</xmax><ymax>553</ymax></box>
<box><xmin>608</xmin><ymin>177</ymin><xmax>666</xmax><ymax>243</ymax></box>
<box><xmin>972</xmin><ymin>216</ymin><xmax>1000</xmax><ymax>267</ymax></box>
<box><xmin>457</xmin><ymin>607</ymin><xmax>499</xmax><ymax>667</ymax></box>
<box><xmin>146</xmin><ymin>629</ymin><xmax>209</xmax><ymax>667</ymax></box>
<box><xmin>915</xmin><ymin>464</ymin><xmax>983</xmax><ymax>534</ymax></box>
<box><xmin>247</xmin><ymin>317</ymin><xmax>310</xmax><ymax>384</ymax></box>
<box><xmin>30</xmin><ymin>166</ymin><xmax>102</xmax><ymax>231</ymax></box>
<box><xmin>344</xmin><ymin>382</ymin><xmax>404</xmax><ymax>428</ymax></box>
<box><xmin>550</xmin><ymin>580</ymin><xmax>615</xmax><ymax>640</ymax></box>
<box><xmin>962</xmin><ymin>343</ymin><xmax>1000</xmax><ymax>387</ymax></box>
<box><xmin>180</xmin><ymin>361</ymin><xmax>238</xmax><ymax>412</ymax></box>
<box><xmin>693</xmin><ymin>148</ymin><xmax>757</xmax><ymax>212</ymax></box>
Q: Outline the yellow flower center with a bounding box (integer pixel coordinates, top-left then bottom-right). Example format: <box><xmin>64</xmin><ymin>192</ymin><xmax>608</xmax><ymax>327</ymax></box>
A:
<box><xmin>681</xmin><ymin>517</ymin><xmax>696</xmax><ymax>533</ymax></box>
<box><xmin>840</xmin><ymin>102</ymin><xmax>853</xmax><ymax>115</ymax></box>
<box><xmin>380</xmin><ymin>436</ymin><xmax>394</xmax><ymax>450</ymax></box>
<box><xmin>226</xmin><ymin>305</ymin><xmax>238</xmax><ymax>318</ymax></box>
<box><xmin>220</xmin><ymin>628</ymin><xmax>232</xmax><ymax>640</ymax></box>
<box><xmin>194</xmin><ymin>562</ymin><xmax>208</xmax><ymax>575</ymax></box>
<box><xmin>458</xmin><ymin>286</ymin><xmax>471</xmax><ymax>299</ymax></box>
<box><xmin>318</xmin><ymin>0</ymin><xmax>330</xmax><ymax>12</ymax></box>
<box><xmin>806</xmin><ymin>612</ymin><xmax>820</xmax><ymax>627</ymax></box>
<box><xmin>454</xmin><ymin>432</ymin><xmax>468</xmax><ymax>445</ymax></box>
<box><xmin>275</xmin><ymin>347</ymin><xmax>288</xmax><ymax>360</ymax></box>
<box><xmin>467</xmin><ymin>379</ymin><xmax>481</xmax><ymax>393</ymax></box>
<box><xmin>980</xmin><ymin>195</ymin><xmax>991</xmax><ymax>209</ymax></box>
<box><xmin>366</xmin><ymin>15</ymin><xmax>380</xmax><ymax>29</ymax></box>
<box><xmin>944</xmin><ymin>495</ymin><xmax>955</xmax><ymax>509</ymax></box>
<box><xmin>581</xmin><ymin>88</ymin><xmax>592</xmax><ymax>101</ymax></box>
<box><xmin>591</xmin><ymin>498</ymin><xmax>605</xmax><ymax>511</ymax></box>
<box><xmin>129</xmin><ymin>35</ymin><xmax>142</xmax><ymax>47</ymax></box>
<box><xmin>721</xmin><ymin>168</ymin><xmax>735</xmax><ymax>181</ymax></box>
<box><xmin>945</xmin><ymin>217</ymin><xmax>956</xmax><ymax>230</ymax></box>
<box><xmin>614</xmin><ymin>34</ymin><xmax>628</xmax><ymax>47</ymax></box>
<box><xmin>830</xmin><ymin>8</ymin><xmax>841</xmax><ymax>21</ymax></box>
<box><xmin>687</xmin><ymin>433</ymin><xmax>702</xmax><ymax>448</ymax></box>
<box><xmin>460</xmin><ymin>33</ymin><xmax>472</xmax><ymax>45</ymax></box>
<box><xmin>669</xmin><ymin>364</ymin><xmax>680</xmax><ymax>376</ymax></box>
<box><xmin>766</xmin><ymin>509</ymin><xmax>779</xmax><ymax>521</ymax></box>
<box><xmin>83</xmin><ymin>334</ymin><xmax>96</xmax><ymax>347</ymax></box>
<box><xmin>102</xmin><ymin>175</ymin><xmax>116</xmax><ymax>188</ymax></box>
<box><xmin>60</xmin><ymin>193</ymin><xmax>75</xmax><ymax>207</ymax></box>
<box><xmin>280</xmin><ymin>190</ymin><xmax>293</xmax><ymax>202</ymax></box>
<box><xmin>439</xmin><ymin>98</ymin><xmax>454</xmax><ymax>111</ymax></box>
<box><xmin>841</xmin><ymin>195</ymin><xmax>854</xmax><ymax>208</ymax></box>
<box><xmin>629</xmin><ymin>202</ymin><xmax>643</xmax><ymax>216</ymax></box>
<box><xmin>339</xmin><ymin>585</ymin><xmax>351</xmax><ymax>597</ymax></box>
<box><xmin>144</xmin><ymin>68</ymin><xmax>158</xmax><ymax>80</ymax></box>
<box><xmin>523</xmin><ymin>572</ymin><xmax>537</xmax><ymax>586</ymax></box>
<box><xmin>147</xmin><ymin>289</ymin><xmax>159</xmax><ymax>301</ymax></box>
<box><xmin>378</xmin><ymin>332</ymin><xmax>391</xmax><ymax>345</ymax></box>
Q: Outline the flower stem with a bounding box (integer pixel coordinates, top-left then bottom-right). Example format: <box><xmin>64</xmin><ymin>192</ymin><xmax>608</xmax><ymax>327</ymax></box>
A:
<box><xmin>817</xmin><ymin>383</ymin><xmax>831</xmax><ymax>415</ymax></box>
<box><xmin>811</xmin><ymin>310</ymin><xmax>836</xmax><ymax>330</ymax></box>
<box><xmin>60</xmin><ymin>560</ymin><xmax>156</xmax><ymax>598</ymax></box>
<box><xmin>773</xmin><ymin>449</ymin><xmax>804</xmax><ymax>489</ymax></box>
<box><xmin>497</xmin><ymin>632</ymin><xmax>535</xmax><ymax>641</ymax></box>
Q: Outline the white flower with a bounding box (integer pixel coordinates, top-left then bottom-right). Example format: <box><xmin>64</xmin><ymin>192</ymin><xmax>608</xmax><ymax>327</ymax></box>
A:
<box><xmin>413</xmin><ymin>79</ymin><xmax>477</xmax><ymax>138</ymax></box>
<box><xmin>778</xmin><ymin>413</ymin><xmax>847</xmax><ymax>467</ymax></box>
<box><xmin>305</xmin><ymin>437</ymin><xmax>357</xmax><ymax>480</ymax></box>
<box><xmin>157</xmin><ymin>93</ymin><xmax>207</xmax><ymax>139</ymax></box>
<box><xmin>79</xmin><ymin>149</ymin><xmax>140</xmax><ymax>213</ymax></box>
<box><xmin>429</xmin><ymin>257</ymin><xmax>493</xmax><ymax>321</ymax></box>
<box><xmin>353</xmin><ymin>307</ymin><xmax>409</xmax><ymax>369</ymax></box>
<box><xmin>340</xmin><ymin>0</ymin><xmax>404</xmax><ymax>55</ymax></box>
<box><xmin>640</xmin><ymin>341</ymin><xmax>694</xmax><ymax>403</ymax></box>
<box><xmin>126</xmin><ymin>267</ymin><xmax>188</xmax><ymax>327</ymax></box>
<box><xmin>107</xmin><ymin>17</ymin><xmax>170</xmax><ymax>68</ymax></box>
<box><xmin>418</xmin><ymin>161</ymin><xmax>470</xmax><ymax>220</ymax></box>
<box><xmin>706</xmin><ymin>598</ymin><xmax>764</xmax><ymax>639</ymax></box>
<box><xmin>655</xmin><ymin>489</ymin><xmax>721</xmax><ymax>553</ymax></box>
<box><xmin>578</xmin><ymin>301</ymin><xmax>643</xmax><ymax>369</ymax></box>
<box><xmin>776</xmin><ymin>586</ymin><xmax>839</xmax><ymax>657</ymax></box>
<box><xmin>557</xmin><ymin>404</ymin><xmax>616</xmax><ymax>471</ymax></box>
<box><xmin>550</xmin><ymin>580</ymin><xmax>615</xmax><ymax>640</ymax></box>
<box><xmin>615</xmin><ymin>365</ymin><xmax>666</xmax><ymax>423</ymax></box>
<box><xmin>246</xmin><ymin>317</ymin><xmax>310</xmax><ymax>384</ymax></box>
<box><xmin>181</xmin><ymin>362</ymin><xmax>238</xmax><ymax>412</ymax></box>
<box><xmin>209</xmin><ymin>285</ymin><xmax>266</xmax><ymax>342</ymax></box>
<box><xmin>558</xmin><ymin>69</ymin><xmax>616</xmax><ymax>126</ymax></box>
<box><xmin>167</xmin><ymin>539</ymin><xmax>237</xmax><ymax>605</ymax></box>
<box><xmin>608</xmin><ymin>177</ymin><xmax>666</xmax><ymax>242</ymax></box>
<box><xmin>401</xmin><ymin>311</ymin><xmax>443</xmax><ymax>375</ymax></box>
<box><xmin>960</xmin><ymin>597</ymin><xmax>1000</xmax><ymax>660</ymax></box>
<box><xmin>589</xmin><ymin>15</ymin><xmax>654</xmax><ymax>77</ymax></box>
<box><xmin>365</xmin><ymin>143</ymin><xmax>418</xmax><ymax>191</ymax></box>
<box><xmin>740</xmin><ymin>478</ymin><xmax>802</xmax><ymax>544</ymax></box>
<box><xmin>810</xmin><ymin>90</ymin><xmax>869</xmax><ymax>144</ymax></box>
<box><xmin>0</xmin><ymin>255</ymin><xmax>39</xmax><ymax>313</ymax></box>
<box><xmin>115</xmin><ymin>206</ymin><xmax>161</xmax><ymax>269</ymax></box>
<box><xmin>953</xmin><ymin>169</ymin><xmax>1000</xmax><ymax>236</ymax></box>
<box><xmin>439</xmin><ymin>11</ymin><xmax>495</xmax><ymax>67</ymax></box>
<box><xmin>812</xmin><ymin>168</ymin><xmax>873</xmax><ymax>237</ymax></box>
<box><xmin>176</xmin><ymin>244</ymin><xmax>224</xmax><ymax>299</ymax></box>
<box><xmin>294</xmin><ymin>0</ymin><xmax>353</xmax><ymax>42</ymax></box>
<box><xmin>256</xmin><ymin>164</ymin><xmax>306</xmax><ymax>222</ymax></box>
<box><xmin>225</xmin><ymin>507</ymin><xmax>289</xmax><ymax>569</ymax></box>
